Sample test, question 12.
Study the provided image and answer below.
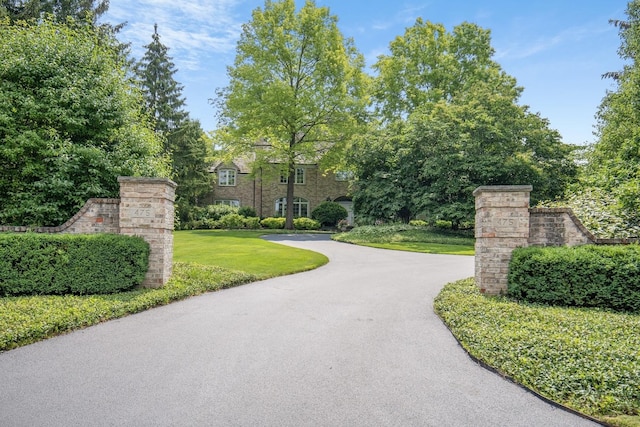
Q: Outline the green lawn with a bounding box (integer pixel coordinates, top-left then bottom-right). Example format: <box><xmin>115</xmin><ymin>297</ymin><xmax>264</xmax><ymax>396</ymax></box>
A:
<box><xmin>173</xmin><ymin>229</ymin><xmax>328</xmax><ymax>277</ymax></box>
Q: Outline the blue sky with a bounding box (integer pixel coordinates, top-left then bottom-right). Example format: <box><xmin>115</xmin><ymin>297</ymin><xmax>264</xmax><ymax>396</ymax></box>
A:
<box><xmin>102</xmin><ymin>0</ymin><xmax>629</xmax><ymax>145</ymax></box>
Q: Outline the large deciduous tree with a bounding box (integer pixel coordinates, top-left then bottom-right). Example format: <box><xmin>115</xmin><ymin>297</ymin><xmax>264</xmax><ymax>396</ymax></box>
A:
<box><xmin>585</xmin><ymin>0</ymin><xmax>640</xmax><ymax>230</ymax></box>
<box><xmin>215</xmin><ymin>0</ymin><xmax>369</xmax><ymax>229</ymax></box>
<box><xmin>135</xmin><ymin>24</ymin><xmax>213</xmax><ymax>214</ymax></box>
<box><xmin>0</xmin><ymin>18</ymin><xmax>169</xmax><ymax>226</ymax></box>
<box><xmin>352</xmin><ymin>20</ymin><xmax>576</xmax><ymax>227</ymax></box>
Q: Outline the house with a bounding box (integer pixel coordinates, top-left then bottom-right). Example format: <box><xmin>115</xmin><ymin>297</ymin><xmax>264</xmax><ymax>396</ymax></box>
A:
<box><xmin>207</xmin><ymin>158</ymin><xmax>354</xmax><ymax>224</ymax></box>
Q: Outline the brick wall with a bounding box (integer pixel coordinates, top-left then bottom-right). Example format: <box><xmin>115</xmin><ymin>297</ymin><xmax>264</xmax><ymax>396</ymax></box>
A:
<box><xmin>473</xmin><ymin>186</ymin><xmax>532</xmax><ymax>295</ymax></box>
<box><xmin>209</xmin><ymin>163</ymin><xmax>351</xmax><ymax>218</ymax></box>
<box><xmin>0</xmin><ymin>198</ymin><xmax>120</xmax><ymax>234</ymax></box>
<box><xmin>473</xmin><ymin>186</ymin><xmax>639</xmax><ymax>295</ymax></box>
<box><xmin>1</xmin><ymin>177</ymin><xmax>177</xmax><ymax>288</ymax></box>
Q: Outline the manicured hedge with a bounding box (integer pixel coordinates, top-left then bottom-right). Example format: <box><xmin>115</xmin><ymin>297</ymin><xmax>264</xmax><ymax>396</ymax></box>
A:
<box><xmin>0</xmin><ymin>233</ymin><xmax>149</xmax><ymax>296</ymax></box>
<box><xmin>311</xmin><ymin>201</ymin><xmax>347</xmax><ymax>227</ymax></box>
<box><xmin>508</xmin><ymin>245</ymin><xmax>640</xmax><ymax>312</ymax></box>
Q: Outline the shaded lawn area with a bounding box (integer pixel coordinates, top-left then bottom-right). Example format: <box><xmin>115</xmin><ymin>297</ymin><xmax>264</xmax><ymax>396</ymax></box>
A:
<box><xmin>332</xmin><ymin>224</ymin><xmax>475</xmax><ymax>255</ymax></box>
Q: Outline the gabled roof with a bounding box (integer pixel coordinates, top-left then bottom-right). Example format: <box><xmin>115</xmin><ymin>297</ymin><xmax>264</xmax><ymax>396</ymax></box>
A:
<box><xmin>210</xmin><ymin>157</ymin><xmax>253</xmax><ymax>174</ymax></box>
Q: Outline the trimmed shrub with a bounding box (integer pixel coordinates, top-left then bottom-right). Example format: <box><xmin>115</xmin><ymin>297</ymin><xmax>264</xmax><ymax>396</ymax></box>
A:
<box><xmin>293</xmin><ymin>217</ymin><xmax>321</xmax><ymax>230</ymax></box>
<box><xmin>311</xmin><ymin>202</ymin><xmax>348</xmax><ymax>227</ymax></box>
<box><xmin>409</xmin><ymin>219</ymin><xmax>429</xmax><ymax>227</ymax></box>
<box><xmin>508</xmin><ymin>245</ymin><xmax>640</xmax><ymax>312</ymax></box>
<box><xmin>243</xmin><ymin>217</ymin><xmax>261</xmax><ymax>229</ymax></box>
<box><xmin>238</xmin><ymin>206</ymin><xmax>258</xmax><ymax>218</ymax></box>
<box><xmin>260</xmin><ymin>217</ymin><xmax>285</xmax><ymax>229</ymax></box>
<box><xmin>0</xmin><ymin>233</ymin><xmax>149</xmax><ymax>296</ymax></box>
<box><xmin>218</xmin><ymin>213</ymin><xmax>246</xmax><ymax>229</ymax></box>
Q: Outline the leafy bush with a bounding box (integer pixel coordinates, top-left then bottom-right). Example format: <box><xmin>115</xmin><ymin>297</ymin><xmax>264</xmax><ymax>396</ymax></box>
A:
<box><xmin>243</xmin><ymin>217</ymin><xmax>261</xmax><ymax>229</ymax></box>
<box><xmin>409</xmin><ymin>219</ymin><xmax>429</xmax><ymax>227</ymax></box>
<box><xmin>177</xmin><ymin>204</ymin><xmax>240</xmax><ymax>230</ymax></box>
<box><xmin>217</xmin><ymin>213</ymin><xmax>246</xmax><ymax>229</ymax></box>
<box><xmin>293</xmin><ymin>217</ymin><xmax>321</xmax><ymax>230</ymax></box>
<box><xmin>238</xmin><ymin>206</ymin><xmax>257</xmax><ymax>218</ymax></box>
<box><xmin>0</xmin><ymin>233</ymin><xmax>149</xmax><ymax>296</ymax></box>
<box><xmin>260</xmin><ymin>217</ymin><xmax>286</xmax><ymax>229</ymax></box>
<box><xmin>508</xmin><ymin>245</ymin><xmax>640</xmax><ymax>312</ymax></box>
<box><xmin>434</xmin><ymin>219</ymin><xmax>453</xmax><ymax>230</ymax></box>
<box><xmin>311</xmin><ymin>201</ymin><xmax>348</xmax><ymax>227</ymax></box>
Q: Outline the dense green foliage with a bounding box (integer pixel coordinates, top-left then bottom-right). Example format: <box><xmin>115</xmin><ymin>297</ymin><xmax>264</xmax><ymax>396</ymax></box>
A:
<box><xmin>135</xmin><ymin>25</ymin><xmax>213</xmax><ymax>214</ymax></box>
<box><xmin>0</xmin><ymin>0</ymin><xmax>108</xmax><ymax>24</ymax></box>
<box><xmin>435</xmin><ymin>278</ymin><xmax>640</xmax><ymax>423</ymax></box>
<box><xmin>508</xmin><ymin>245</ymin><xmax>640</xmax><ymax>312</ymax></box>
<box><xmin>580</xmin><ymin>1</ymin><xmax>640</xmax><ymax>234</ymax></box>
<box><xmin>350</xmin><ymin>20</ymin><xmax>576</xmax><ymax>227</ymax></box>
<box><xmin>293</xmin><ymin>217</ymin><xmax>321</xmax><ymax>230</ymax></box>
<box><xmin>260</xmin><ymin>217</ymin><xmax>286</xmax><ymax>229</ymax></box>
<box><xmin>0</xmin><ymin>233</ymin><xmax>149</xmax><ymax>296</ymax></box>
<box><xmin>215</xmin><ymin>0</ymin><xmax>369</xmax><ymax>229</ymax></box>
<box><xmin>311</xmin><ymin>201</ymin><xmax>348</xmax><ymax>227</ymax></box>
<box><xmin>0</xmin><ymin>18</ymin><xmax>168</xmax><ymax>226</ymax></box>
<box><xmin>0</xmin><ymin>262</ymin><xmax>257</xmax><ymax>351</ymax></box>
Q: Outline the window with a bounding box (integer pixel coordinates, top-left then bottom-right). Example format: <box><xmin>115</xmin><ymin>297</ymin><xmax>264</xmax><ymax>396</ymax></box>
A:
<box><xmin>275</xmin><ymin>197</ymin><xmax>309</xmax><ymax>218</ymax></box>
<box><xmin>218</xmin><ymin>169</ymin><xmax>236</xmax><ymax>186</ymax></box>
<box><xmin>280</xmin><ymin>168</ymin><xmax>305</xmax><ymax>184</ymax></box>
<box><xmin>214</xmin><ymin>200</ymin><xmax>240</xmax><ymax>208</ymax></box>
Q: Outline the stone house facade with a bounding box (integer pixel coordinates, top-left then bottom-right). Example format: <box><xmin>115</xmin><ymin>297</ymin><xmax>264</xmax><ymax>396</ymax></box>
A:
<box><xmin>207</xmin><ymin>159</ymin><xmax>354</xmax><ymax>224</ymax></box>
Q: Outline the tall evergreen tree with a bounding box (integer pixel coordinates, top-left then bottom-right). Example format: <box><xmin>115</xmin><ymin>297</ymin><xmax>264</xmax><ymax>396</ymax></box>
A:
<box><xmin>135</xmin><ymin>24</ymin><xmax>212</xmax><ymax>211</ymax></box>
<box><xmin>135</xmin><ymin>23</ymin><xmax>188</xmax><ymax>138</ymax></box>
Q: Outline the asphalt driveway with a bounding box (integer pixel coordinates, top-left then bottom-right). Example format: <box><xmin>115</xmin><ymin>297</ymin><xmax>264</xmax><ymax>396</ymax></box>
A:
<box><xmin>0</xmin><ymin>235</ymin><xmax>599</xmax><ymax>426</ymax></box>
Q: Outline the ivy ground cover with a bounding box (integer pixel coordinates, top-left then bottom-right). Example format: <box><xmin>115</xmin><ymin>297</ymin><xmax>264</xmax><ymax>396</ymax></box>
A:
<box><xmin>435</xmin><ymin>278</ymin><xmax>640</xmax><ymax>427</ymax></box>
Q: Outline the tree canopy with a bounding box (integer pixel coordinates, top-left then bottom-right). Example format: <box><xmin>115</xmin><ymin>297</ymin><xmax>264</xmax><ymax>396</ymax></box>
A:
<box><xmin>351</xmin><ymin>20</ymin><xmax>576</xmax><ymax>227</ymax></box>
<box><xmin>0</xmin><ymin>18</ymin><xmax>169</xmax><ymax>226</ymax></box>
<box><xmin>215</xmin><ymin>0</ymin><xmax>369</xmax><ymax>228</ymax></box>
<box><xmin>0</xmin><ymin>0</ymin><xmax>108</xmax><ymax>24</ymax></box>
<box><xmin>585</xmin><ymin>0</ymin><xmax>640</xmax><ymax>230</ymax></box>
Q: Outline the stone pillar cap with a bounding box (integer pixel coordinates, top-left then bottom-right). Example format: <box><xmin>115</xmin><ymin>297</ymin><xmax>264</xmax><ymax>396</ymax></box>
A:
<box><xmin>473</xmin><ymin>185</ymin><xmax>533</xmax><ymax>196</ymax></box>
<box><xmin>118</xmin><ymin>176</ymin><xmax>177</xmax><ymax>189</ymax></box>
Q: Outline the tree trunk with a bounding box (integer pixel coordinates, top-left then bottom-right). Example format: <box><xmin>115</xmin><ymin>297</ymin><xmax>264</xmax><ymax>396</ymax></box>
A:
<box><xmin>285</xmin><ymin>164</ymin><xmax>295</xmax><ymax>230</ymax></box>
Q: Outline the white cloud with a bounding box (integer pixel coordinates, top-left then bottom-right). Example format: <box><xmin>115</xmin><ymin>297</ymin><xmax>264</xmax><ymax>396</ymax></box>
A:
<box><xmin>495</xmin><ymin>21</ymin><xmax>613</xmax><ymax>61</ymax></box>
<box><xmin>102</xmin><ymin>0</ymin><xmax>244</xmax><ymax>70</ymax></box>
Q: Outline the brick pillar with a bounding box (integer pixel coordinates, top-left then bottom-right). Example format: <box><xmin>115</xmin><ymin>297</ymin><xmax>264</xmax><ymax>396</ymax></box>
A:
<box><xmin>473</xmin><ymin>185</ymin><xmax>532</xmax><ymax>295</ymax></box>
<box><xmin>118</xmin><ymin>177</ymin><xmax>177</xmax><ymax>288</ymax></box>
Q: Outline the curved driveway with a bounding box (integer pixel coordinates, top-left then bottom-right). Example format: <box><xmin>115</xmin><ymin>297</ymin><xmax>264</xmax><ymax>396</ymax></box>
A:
<box><xmin>0</xmin><ymin>235</ymin><xmax>598</xmax><ymax>426</ymax></box>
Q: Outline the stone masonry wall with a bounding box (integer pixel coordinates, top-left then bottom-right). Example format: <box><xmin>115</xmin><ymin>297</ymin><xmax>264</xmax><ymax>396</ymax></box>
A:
<box><xmin>474</xmin><ymin>186</ymin><xmax>639</xmax><ymax>295</ymax></box>
<box><xmin>118</xmin><ymin>177</ymin><xmax>176</xmax><ymax>288</ymax></box>
<box><xmin>209</xmin><ymin>164</ymin><xmax>350</xmax><ymax>218</ymax></box>
<box><xmin>473</xmin><ymin>186</ymin><xmax>532</xmax><ymax>295</ymax></box>
<box><xmin>0</xmin><ymin>199</ymin><xmax>120</xmax><ymax>234</ymax></box>
<box><xmin>1</xmin><ymin>177</ymin><xmax>176</xmax><ymax>289</ymax></box>
<box><xmin>528</xmin><ymin>208</ymin><xmax>595</xmax><ymax>246</ymax></box>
